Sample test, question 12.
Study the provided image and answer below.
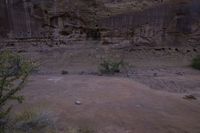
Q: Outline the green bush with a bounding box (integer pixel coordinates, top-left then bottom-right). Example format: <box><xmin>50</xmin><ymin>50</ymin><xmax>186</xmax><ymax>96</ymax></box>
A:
<box><xmin>0</xmin><ymin>51</ymin><xmax>33</xmax><ymax>132</ymax></box>
<box><xmin>192</xmin><ymin>56</ymin><xmax>200</xmax><ymax>70</ymax></box>
<box><xmin>99</xmin><ymin>59</ymin><xmax>124</xmax><ymax>74</ymax></box>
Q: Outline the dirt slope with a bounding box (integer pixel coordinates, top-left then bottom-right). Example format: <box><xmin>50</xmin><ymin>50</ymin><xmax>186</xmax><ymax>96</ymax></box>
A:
<box><xmin>15</xmin><ymin>75</ymin><xmax>200</xmax><ymax>133</ymax></box>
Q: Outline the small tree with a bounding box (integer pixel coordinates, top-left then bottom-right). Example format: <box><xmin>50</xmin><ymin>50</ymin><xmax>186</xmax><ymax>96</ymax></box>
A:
<box><xmin>0</xmin><ymin>51</ymin><xmax>33</xmax><ymax>121</ymax></box>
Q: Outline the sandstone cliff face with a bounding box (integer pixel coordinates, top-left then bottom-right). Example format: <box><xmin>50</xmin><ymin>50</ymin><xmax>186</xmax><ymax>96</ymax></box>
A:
<box><xmin>0</xmin><ymin>0</ymin><xmax>200</xmax><ymax>47</ymax></box>
<box><xmin>0</xmin><ymin>0</ymin><xmax>47</xmax><ymax>39</ymax></box>
<box><xmin>0</xmin><ymin>0</ymin><xmax>104</xmax><ymax>39</ymax></box>
<box><xmin>100</xmin><ymin>0</ymin><xmax>200</xmax><ymax>46</ymax></box>
<box><xmin>0</xmin><ymin>1</ymin><xmax>10</xmax><ymax>38</ymax></box>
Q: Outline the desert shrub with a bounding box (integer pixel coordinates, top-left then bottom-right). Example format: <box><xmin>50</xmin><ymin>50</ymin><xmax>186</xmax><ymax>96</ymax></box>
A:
<box><xmin>14</xmin><ymin>110</ymin><xmax>54</xmax><ymax>133</ymax></box>
<box><xmin>4</xmin><ymin>109</ymin><xmax>56</xmax><ymax>133</ymax></box>
<box><xmin>0</xmin><ymin>51</ymin><xmax>33</xmax><ymax>132</ymax></box>
<box><xmin>191</xmin><ymin>55</ymin><xmax>200</xmax><ymax>70</ymax></box>
<box><xmin>99</xmin><ymin>59</ymin><xmax>124</xmax><ymax>74</ymax></box>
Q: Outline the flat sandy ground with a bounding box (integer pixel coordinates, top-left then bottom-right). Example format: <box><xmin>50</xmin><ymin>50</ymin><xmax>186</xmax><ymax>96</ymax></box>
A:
<box><xmin>4</xmin><ymin>41</ymin><xmax>200</xmax><ymax>132</ymax></box>
<box><xmin>17</xmin><ymin>74</ymin><xmax>200</xmax><ymax>133</ymax></box>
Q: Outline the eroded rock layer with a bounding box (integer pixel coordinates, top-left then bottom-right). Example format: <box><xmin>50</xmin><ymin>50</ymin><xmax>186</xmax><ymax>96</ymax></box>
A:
<box><xmin>0</xmin><ymin>0</ymin><xmax>200</xmax><ymax>47</ymax></box>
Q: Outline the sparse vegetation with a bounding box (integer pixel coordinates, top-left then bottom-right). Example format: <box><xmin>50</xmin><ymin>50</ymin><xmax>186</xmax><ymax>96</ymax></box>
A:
<box><xmin>191</xmin><ymin>55</ymin><xmax>200</xmax><ymax>70</ymax></box>
<box><xmin>0</xmin><ymin>51</ymin><xmax>33</xmax><ymax>132</ymax></box>
<box><xmin>4</xmin><ymin>109</ymin><xmax>56</xmax><ymax>133</ymax></box>
<box><xmin>99</xmin><ymin>59</ymin><xmax>124</xmax><ymax>74</ymax></box>
<box><xmin>15</xmin><ymin>110</ymin><xmax>54</xmax><ymax>132</ymax></box>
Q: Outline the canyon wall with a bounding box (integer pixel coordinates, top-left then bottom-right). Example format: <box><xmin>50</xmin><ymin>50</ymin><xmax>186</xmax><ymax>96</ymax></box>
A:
<box><xmin>101</xmin><ymin>1</ymin><xmax>200</xmax><ymax>32</ymax></box>
<box><xmin>0</xmin><ymin>0</ymin><xmax>48</xmax><ymax>39</ymax></box>
<box><xmin>1</xmin><ymin>0</ymin><xmax>200</xmax><ymax>45</ymax></box>
<box><xmin>100</xmin><ymin>0</ymin><xmax>200</xmax><ymax>46</ymax></box>
<box><xmin>0</xmin><ymin>0</ymin><xmax>101</xmax><ymax>39</ymax></box>
<box><xmin>0</xmin><ymin>0</ymin><xmax>10</xmax><ymax>38</ymax></box>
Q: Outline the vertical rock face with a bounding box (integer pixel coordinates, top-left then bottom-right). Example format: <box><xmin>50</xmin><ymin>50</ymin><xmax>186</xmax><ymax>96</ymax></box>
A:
<box><xmin>0</xmin><ymin>0</ymin><xmax>10</xmax><ymax>38</ymax></box>
<box><xmin>0</xmin><ymin>0</ymin><xmax>101</xmax><ymax>39</ymax></box>
<box><xmin>99</xmin><ymin>0</ymin><xmax>200</xmax><ymax>46</ymax></box>
<box><xmin>1</xmin><ymin>0</ymin><xmax>200</xmax><ymax>41</ymax></box>
<box><xmin>101</xmin><ymin>4</ymin><xmax>173</xmax><ymax>31</ymax></box>
<box><xmin>101</xmin><ymin>1</ymin><xmax>200</xmax><ymax>32</ymax></box>
<box><xmin>0</xmin><ymin>0</ymin><xmax>46</xmax><ymax>39</ymax></box>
